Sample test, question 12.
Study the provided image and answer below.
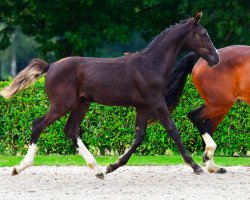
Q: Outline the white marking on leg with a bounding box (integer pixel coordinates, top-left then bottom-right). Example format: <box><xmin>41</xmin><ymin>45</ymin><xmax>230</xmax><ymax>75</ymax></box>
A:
<box><xmin>77</xmin><ymin>138</ymin><xmax>102</xmax><ymax>175</ymax></box>
<box><xmin>202</xmin><ymin>133</ymin><xmax>217</xmax><ymax>159</ymax></box>
<box><xmin>14</xmin><ymin>143</ymin><xmax>37</xmax><ymax>174</ymax></box>
<box><xmin>205</xmin><ymin>158</ymin><xmax>222</xmax><ymax>173</ymax></box>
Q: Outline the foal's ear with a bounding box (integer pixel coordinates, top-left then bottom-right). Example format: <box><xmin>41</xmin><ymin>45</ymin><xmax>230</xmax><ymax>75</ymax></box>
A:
<box><xmin>193</xmin><ymin>11</ymin><xmax>203</xmax><ymax>24</ymax></box>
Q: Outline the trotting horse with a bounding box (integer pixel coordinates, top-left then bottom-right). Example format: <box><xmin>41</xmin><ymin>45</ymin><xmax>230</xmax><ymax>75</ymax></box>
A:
<box><xmin>0</xmin><ymin>12</ymin><xmax>219</xmax><ymax>179</ymax></box>
<box><xmin>155</xmin><ymin>45</ymin><xmax>249</xmax><ymax>174</ymax></box>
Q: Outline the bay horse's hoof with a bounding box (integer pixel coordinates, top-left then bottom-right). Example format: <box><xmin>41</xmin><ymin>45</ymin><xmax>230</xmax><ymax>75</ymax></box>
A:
<box><xmin>95</xmin><ymin>173</ymin><xmax>105</xmax><ymax>180</ymax></box>
<box><xmin>12</xmin><ymin>167</ymin><xmax>18</xmax><ymax>176</ymax></box>
<box><xmin>215</xmin><ymin>168</ymin><xmax>227</xmax><ymax>174</ymax></box>
<box><xmin>194</xmin><ymin>167</ymin><xmax>204</xmax><ymax>175</ymax></box>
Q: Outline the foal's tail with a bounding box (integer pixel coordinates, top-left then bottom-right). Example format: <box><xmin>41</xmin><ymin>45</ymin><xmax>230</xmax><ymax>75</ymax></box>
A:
<box><xmin>0</xmin><ymin>58</ymin><xmax>49</xmax><ymax>99</ymax></box>
<box><xmin>149</xmin><ymin>52</ymin><xmax>199</xmax><ymax>122</ymax></box>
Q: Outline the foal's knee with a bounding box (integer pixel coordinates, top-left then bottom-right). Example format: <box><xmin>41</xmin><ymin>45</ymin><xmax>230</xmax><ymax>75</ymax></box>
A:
<box><xmin>165</xmin><ymin>121</ymin><xmax>179</xmax><ymax>135</ymax></box>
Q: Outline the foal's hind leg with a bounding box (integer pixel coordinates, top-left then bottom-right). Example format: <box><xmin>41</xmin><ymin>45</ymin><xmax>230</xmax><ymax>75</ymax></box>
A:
<box><xmin>12</xmin><ymin>106</ymin><xmax>68</xmax><ymax>175</ymax></box>
<box><xmin>106</xmin><ymin>107</ymin><xmax>149</xmax><ymax>174</ymax></box>
<box><xmin>64</xmin><ymin>101</ymin><xmax>104</xmax><ymax>179</ymax></box>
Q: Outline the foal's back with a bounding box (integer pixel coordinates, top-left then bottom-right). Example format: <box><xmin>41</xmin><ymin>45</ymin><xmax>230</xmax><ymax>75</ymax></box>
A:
<box><xmin>192</xmin><ymin>45</ymin><xmax>250</xmax><ymax>105</ymax></box>
<box><xmin>45</xmin><ymin>55</ymin><xmax>149</xmax><ymax>106</ymax></box>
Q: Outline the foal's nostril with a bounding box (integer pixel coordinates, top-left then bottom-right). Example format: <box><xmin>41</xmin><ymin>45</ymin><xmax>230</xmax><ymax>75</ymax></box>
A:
<box><xmin>214</xmin><ymin>54</ymin><xmax>220</xmax><ymax>65</ymax></box>
<box><xmin>207</xmin><ymin>55</ymin><xmax>219</xmax><ymax>67</ymax></box>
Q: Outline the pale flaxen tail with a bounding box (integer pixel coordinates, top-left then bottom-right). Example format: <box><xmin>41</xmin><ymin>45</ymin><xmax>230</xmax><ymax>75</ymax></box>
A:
<box><xmin>0</xmin><ymin>58</ymin><xmax>49</xmax><ymax>99</ymax></box>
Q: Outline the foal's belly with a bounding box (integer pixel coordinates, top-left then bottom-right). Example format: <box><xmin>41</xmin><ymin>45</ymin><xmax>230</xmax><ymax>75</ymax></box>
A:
<box><xmin>80</xmin><ymin>88</ymin><xmax>146</xmax><ymax>107</ymax></box>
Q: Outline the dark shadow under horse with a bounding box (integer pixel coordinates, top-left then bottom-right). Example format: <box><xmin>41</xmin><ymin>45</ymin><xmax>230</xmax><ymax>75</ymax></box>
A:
<box><xmin>0</xmin><ymin>12</ymin><xmax>219</xmax><ymax>179</ymax></box>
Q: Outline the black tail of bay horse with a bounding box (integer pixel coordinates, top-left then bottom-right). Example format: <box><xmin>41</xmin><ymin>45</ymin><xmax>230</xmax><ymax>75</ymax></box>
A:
<box><xmin>164</xmin><ymin>52</ymin><xmax>198</xmax><ymax>111</ymax></box>
<box><xmin>148</xmin><ymin>52</ymin><xmax>199</xmax><ymax>122</ymax></box>
<box><xmin>0</xmin><ymin>12</ymin><xmax>219</xmax><ymax>179</ymax></box>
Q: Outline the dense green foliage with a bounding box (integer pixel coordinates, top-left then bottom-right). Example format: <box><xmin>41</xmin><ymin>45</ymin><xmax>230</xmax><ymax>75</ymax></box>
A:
<box><xmin>0</xmin><ymin>0</ymin><xmax>249</xmax><ymax>59</ymax></box>
<box><xmin>0</xmin><ymin>78</ymin><xmax>249</xmax><ymax>156</ymax></box>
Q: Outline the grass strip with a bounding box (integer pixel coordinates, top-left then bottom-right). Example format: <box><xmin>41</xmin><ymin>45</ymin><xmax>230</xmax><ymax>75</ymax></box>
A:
<box><xmin>0</xmin><ymin>155</ymin><xmax>249</xmax><ymax>167</ymax></box>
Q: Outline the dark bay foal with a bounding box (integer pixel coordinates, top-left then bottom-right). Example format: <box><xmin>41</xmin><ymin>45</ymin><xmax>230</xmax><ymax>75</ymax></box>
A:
<box><xmin>0</xmin><ymin>12</ymin><xmax>219</xmax><ymax>179</ymax></box>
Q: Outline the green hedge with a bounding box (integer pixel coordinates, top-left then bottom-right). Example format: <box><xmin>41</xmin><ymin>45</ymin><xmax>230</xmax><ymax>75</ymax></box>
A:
<box><xmin>0</xmin><ymin>77</ymin><xmax>249</xmax><ymax>156</ymax></box>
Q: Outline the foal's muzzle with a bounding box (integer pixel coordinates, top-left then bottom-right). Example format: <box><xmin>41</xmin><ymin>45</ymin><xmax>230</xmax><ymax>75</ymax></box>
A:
<box><xmin>207</xmin><ymin>53</ymin><xmax>220</xmax><ymax>66</ymax></box>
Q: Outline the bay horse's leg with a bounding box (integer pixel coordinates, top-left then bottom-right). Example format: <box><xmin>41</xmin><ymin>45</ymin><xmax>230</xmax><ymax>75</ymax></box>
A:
<box><xmin>187</xmin><ymin>105</ymin><xmax>206</xmax><ymax>148</ymax></box>
<box><xmin>153</xmin><ymin>101</ymin><xmax>203</xmax><ymax>175</ymax></box>
<box><xmin>106</xmin><ymin>107</ymin><xmax>149</xmax><ymax>174</ymax></box>
<box><xmin>64</xmin><ymin>100</ymin><xmax>104</xmax><ymax>179</ymax></box>
<box><xmin>12</xmin><ymin>106</ymin><xmax>69</xmax><ymax>175</ymax></box>
<box><xmin>188</xmin><ymin>106</ymin><xmax>218</xmax><ymax>162</ymax></box>
<box><xmin>203</xmin><ymin>113</ymin><xmax>228</xmax><ymax>173</ymax></box>
<box><xmin>188</xmin><ymin>105</ymin><xmax>231</xmax><ymax>173</ymax></box>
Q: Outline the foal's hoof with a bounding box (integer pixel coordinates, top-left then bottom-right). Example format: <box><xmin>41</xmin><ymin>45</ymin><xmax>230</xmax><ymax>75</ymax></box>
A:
<box><xmin>215</xmin><ymin>168</ymin><xmax>227</xmax><ymax>174</ymax></box>
<box><xmin>95</xmin><ymin>173</ymin><xmax>105</xmax><ymax>180</ymax></box>
<box><xmin>11</xmin><ymin>168</ymin><xmax>18</xmax><ymax>176</ymax></box>
<box><xmin>194</xmin><ymin>167</ymin><xmax>204</xmax><ymax>175</ymax></box>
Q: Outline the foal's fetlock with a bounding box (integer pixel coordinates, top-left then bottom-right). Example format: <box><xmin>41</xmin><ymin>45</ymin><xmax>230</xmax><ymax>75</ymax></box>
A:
<box><xmin>12</xmin><ymin>161</ymin><xmax>33</xmax><ymax>176</ymax></box>
<box><xmin>106</xmin><ymin>163</ymin><xmax>119</xmax><ymax>174</ymax></box>
<box><xmin>194</xmin><ymin>166</ymin><xmax>204</xmax><ymax>175</ymax></box>
<box><xmin>106</xmin><ymin>158</ymin><xmax>126</xmax><ymax>175</ymax></box>
<box><xmin>192</xmin><ymin>164</ymin><xmax>204</xmax><ymax>175</ymax></box>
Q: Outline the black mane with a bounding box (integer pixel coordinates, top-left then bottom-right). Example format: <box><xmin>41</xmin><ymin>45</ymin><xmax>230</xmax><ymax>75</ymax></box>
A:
<box><xmin>139</xmin><ymin>18</ymin><xmax>191</xmax><ymax>54</ymax></box>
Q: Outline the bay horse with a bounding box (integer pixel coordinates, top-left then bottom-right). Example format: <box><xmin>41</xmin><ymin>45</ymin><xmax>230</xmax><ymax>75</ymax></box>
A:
<box><xmin>157</xmin><ymin>45</ymin><xmax>249</xmax><ymax>174</ymax></box>
<box><xmin>0</xmin><ymin>12</ymin><xmax>219</xmax><ymax>179</ymax></box>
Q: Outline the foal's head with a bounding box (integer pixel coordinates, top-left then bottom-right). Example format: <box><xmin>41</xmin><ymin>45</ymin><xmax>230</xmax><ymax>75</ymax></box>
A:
<box><xmin>184</xmin><ymin>12</ymin><xmax>219</xmax><ymax>66</ymax></box>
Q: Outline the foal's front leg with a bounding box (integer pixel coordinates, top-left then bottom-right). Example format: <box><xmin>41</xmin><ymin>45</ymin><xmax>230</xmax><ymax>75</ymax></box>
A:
<box><xmin>153</xmin><ymin>101</ymin><xmax>203</xmax><ymax>175</ymax></box>
<box><xmin>106</xmin><ymin>107</ymin><xmax>149</xmax><ymax>174</ymax></box>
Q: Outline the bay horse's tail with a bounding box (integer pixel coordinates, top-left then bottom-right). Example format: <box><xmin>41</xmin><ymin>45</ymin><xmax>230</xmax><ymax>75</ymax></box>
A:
<box><xmin>0</xmin><ymin>58</ymin><xmax>49</xmax><ymax>99</ymax></box>
<box><xmin>149</xmin><ymin>52</ymin><xmax>198</xmax><ymax>122</ymax></box>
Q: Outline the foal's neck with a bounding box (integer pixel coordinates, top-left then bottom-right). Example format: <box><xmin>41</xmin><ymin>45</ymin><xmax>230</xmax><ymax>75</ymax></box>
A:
<box><xmin>145</xmin><ymin>23</ymin><xmax>190</xmax><ymax>74</ymax></box>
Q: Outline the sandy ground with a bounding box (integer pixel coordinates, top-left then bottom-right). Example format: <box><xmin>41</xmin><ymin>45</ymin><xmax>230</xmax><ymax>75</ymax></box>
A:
<box><xmin>0</xmin><ymin>165</ymin><xmax>249</xmax><ymax>200</ymax></box>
